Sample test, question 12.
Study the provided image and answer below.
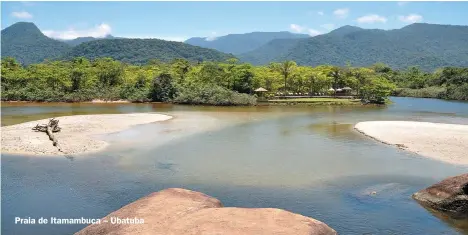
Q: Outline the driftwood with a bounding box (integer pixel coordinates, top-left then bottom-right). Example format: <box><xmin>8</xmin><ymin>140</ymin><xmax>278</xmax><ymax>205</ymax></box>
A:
<box><xmin>32</xmin><ymin>118</ymin><xmax>62</xmax><ymax>152</ymax></box>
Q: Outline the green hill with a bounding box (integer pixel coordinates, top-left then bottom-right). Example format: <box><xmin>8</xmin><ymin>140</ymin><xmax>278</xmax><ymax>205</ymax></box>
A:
<box><xmin>185</xmin><ymin>31</ymin><xmax>310</xmax><ymax>55</ymax></box>
<box><xmin>239</xmin><ymin>23</ymin><xmax>468</xmax><ymax>71</ymax></box>
<box><xmin>62</xmin><ymin>35</ymin><xmax>117</xmax><ymax>46</ymax></box>
<box><xmin>1</xmin><ymin>22</ymin><xmax>71</xmax><ymax>65</ymax></box>
<box><xmin>1</xmin><ymin>22</ymin><xmax>234</xmax><ymax>65</ymax></box>
<box><xmin>63</xmin><ymin>38</ymin><xmax>235</xmax><ymax>64</ymax></box>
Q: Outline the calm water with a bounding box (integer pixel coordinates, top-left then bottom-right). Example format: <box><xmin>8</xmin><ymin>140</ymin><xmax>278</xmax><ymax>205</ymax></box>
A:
<box><xmin>2</xmin><ymin>97</ymin><xmax>468</xmax><ymax>235</ymax></box>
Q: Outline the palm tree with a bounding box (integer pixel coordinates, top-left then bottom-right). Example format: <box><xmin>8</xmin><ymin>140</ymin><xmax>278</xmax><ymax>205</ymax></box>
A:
<box><xmin>270</xmin><ymin>61</ymin><xmax>297</xmax><ymax>94</ymax></box>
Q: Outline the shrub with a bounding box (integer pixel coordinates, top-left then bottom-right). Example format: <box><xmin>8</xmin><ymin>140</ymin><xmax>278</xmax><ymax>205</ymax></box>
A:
<box><xmin>393</xmin><ymin>86</ymin><xmax>446</xmax><ymax>99</ymax></box>
<box><xmin>446</xmin><ymin>84</ymin><xmax>468</xmax><ymax>101</ymax></box>
<box><xmin>174</xmin><ymin>84</ymin><xmax>257</xmax><ymax>106</ymax></box>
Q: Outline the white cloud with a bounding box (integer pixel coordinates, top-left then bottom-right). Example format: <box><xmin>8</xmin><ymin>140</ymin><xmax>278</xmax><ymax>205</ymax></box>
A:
<box><xmin>290</xmin><ymin>24</ymin><xmax>321</xmax><ymax>36</ymax></box>
<box><xmin>317</xmin><ymin>11</ymin><xmax>324</xmax><ymax>16</ymax></box>
<box><xmin>333</xmin><ymin>8</ymin><xmax>349</xmax><ymax>19</ymax></box>
<box><xmin>11</xmin><ymin>11</ymin><xmax>33</xmax><ymax>19</ymax></box>
<box><xmin>307</xmin><ymin>29</ymin><xmax>322</xmax><ymax>36</ymax></box>
<box><xmin>398</xmin><ymin>14</ymin><xmax>423</xmax><ymax>23</ymax></box>
<box><xmin>320</xmin><ymin>23</ymin><xmax>335</xmax><ymax>31</ymax></box>
<box><xmin>290</xmin><ymin>24</ymin><xmax>305</xmax><ymax>33</ymax></box>
<box><xmin>357</xmin><ymin>14</ymin><xmax>387</xmax><ymax>24</ymax></box>
<box><xmin>42</xmin><ymin>23</ymin><xmax>112</xmax><ymax>40</ymax></box>
<box><xmin>397</xmin><ymin>1</ymin><xmax>408</xmax><ymax>6</ymax></box>
<box><xmin>205</xmin><ymin>32</ymin><xmax>218</xmax><ymax>41</ymax></box>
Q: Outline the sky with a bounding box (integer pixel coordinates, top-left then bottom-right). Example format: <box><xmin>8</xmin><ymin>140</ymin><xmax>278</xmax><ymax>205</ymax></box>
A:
<box><xmin>1</xmin><ymin>1</ymin><xmax>468</xmax><ymax>41</ymax></box>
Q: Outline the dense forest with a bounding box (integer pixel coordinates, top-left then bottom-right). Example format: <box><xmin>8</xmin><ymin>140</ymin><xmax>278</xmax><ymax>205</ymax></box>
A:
<box><xmin>63</xmin><ymin>39</ymin><xmax>235</xmax><ymax>64</ymax></box>
<box><xmin>185</xmin><ymin>31</ymin><xmax>309</xmax><ymax>55</ymax></box>
<box><xmin>1</xmin><ymin>22</ymin><xmax>234</xmax><ymax>65</ymax></box>
<box><xmin>391</xmin><ymin>66</ymin><xmax>468</xmax><ymax>100</ymax></box>
<box><xmin>2</xmin><ymin>57</ymin><xmax>467</xmax><ymax>106</ymax></box>
<box><xmin>0</xmin><ymin>22</ymin><xmax>70</xmax><ymax>65</ymax></box>
<box><xmin>3</xmin><ymin>22</ymin><xmax>468</xmax><ymax>71</ymax></box>
<box><xmin>239</xmin><ymin>23</ymin><xmax>468</xmax><ymax>71</ymax></box>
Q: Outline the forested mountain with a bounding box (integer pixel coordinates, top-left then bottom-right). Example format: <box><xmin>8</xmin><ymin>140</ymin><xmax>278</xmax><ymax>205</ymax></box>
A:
<box><xmin>3</xmin><ymin>22</ymin><xmax>468</xmax><ymax>70</ymax></box>
<box><xmin>1</xmin><ymin>22</ymin><xmax>234</xmax><ymax>65</ymax></box>
<box><xmin>63</xmin><ymin>38</ymin><xmax>235</xmax><ymax>64</ymax></box>
<box><xmin>239</xmin><ymin>23</ymin><xmax>468</xmax><ymax>71</ymax></box>
<box><xmin>1</xmin><ymin>22</ymin><xmax>71</xmax><ymax>65</ymax></box>
<box><xmin>62</xmin><ymin>35</ymin><xmax>117</xmax><ymax>46</ymax></box>
<box><xmin>185</xmin><ymin>31</ymin><xmax>310</xmax><ymax>55</ymax></box>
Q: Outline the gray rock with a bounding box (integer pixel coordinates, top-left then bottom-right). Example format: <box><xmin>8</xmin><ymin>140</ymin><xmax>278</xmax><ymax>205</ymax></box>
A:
<box><xmin>413</xmin><ymin>174</ymin><xmax>468</xmax><ymax>218</ymax></box>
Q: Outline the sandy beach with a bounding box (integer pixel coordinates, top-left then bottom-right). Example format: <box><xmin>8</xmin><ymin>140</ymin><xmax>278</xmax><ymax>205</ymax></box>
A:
<box><xmin>1</xmin><ymin>113</ymin><xmax>172</xmax><ymax>156</ymax></box>
<box><xmin>355</xmin><ymin>121</ymin><xmax>468</xmax><ymax>166</ymax></box>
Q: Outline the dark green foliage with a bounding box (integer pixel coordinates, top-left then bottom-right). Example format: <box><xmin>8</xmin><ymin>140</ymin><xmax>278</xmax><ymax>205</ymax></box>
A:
<box><xmin>94</xmin><ymin>58</ymin><xmax>124</xmax><ymax>87</ymax></box>
<box><xmin>1</xmin><ymin>22</ymin><xmax>71</xmax><ymax>65</ymax></box>
<box><xmin>63</xmin><ymin>38</ymin><xmax>235</xmax><ymax>64</ymax></box>
<box><xmin>391</xmin><ymin>67</ymin><xmax>468</xmax><ymax>100</ymax></box>
<box><xmin>150</xmin><ymin>73</ymin><xmax>176</xmax><ymax>102</ymax></box>
<box><xmin>446</xmin><ymin>84</ymin><xmax>468</xmax><ymax>101</ymax></box>
<box><xmin>231</xmin><ymin>65</ymin><xmax>254</xmax><ymax>94</ymax></box>
<box><xmin>174</xmin><ymin>84</ymin><xmax>257</xmax><ymax>106</ymax></box>
<box><xmin>359</xmin><ymin>76</ymin><xmax>396</xmax><ymax>104</ymax></box>
<box><xmin>185</xmin><ymin>31</ymin><xmax>309</xmax><ymax>55</ymax></box>
<box><xmin>240</xmin><ymin>23</ymin><xmax>468</xmax><ymax>71</ymax></box>
<box><xmin>62</xmin><ymin>35</ymin><xmax>117</xmax><ymax>46</ymax></box>
<box><xmin>393</xmin><ymin>87</ymin><xmax>447</xmax><ymax>99</ymax></box>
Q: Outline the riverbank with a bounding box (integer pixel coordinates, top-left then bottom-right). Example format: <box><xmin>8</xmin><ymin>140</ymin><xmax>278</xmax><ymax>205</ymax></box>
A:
<box><xmin>355</xmin><ymin>121</ymin><xmax>468</xmax><ymax>166</ymax></box>
<box><xmin>1</xmin><ymin>113</ymin><xmax>172</xmax><ymax>156</ymax></box>
<box><xmin>268</xmin><ymin>97</ymin><xmax>362</xmax><ymax>106</ymax></box>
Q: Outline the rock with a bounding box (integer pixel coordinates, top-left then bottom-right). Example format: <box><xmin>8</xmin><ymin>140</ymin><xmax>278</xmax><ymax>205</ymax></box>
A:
<box><xmin>76</xmin><ymin>188</ymin><xmax>336</xmax><ymax>235</ymax></box>
<box><xmin>413</xmin><ymin>174</ymin><xmax>468</xmax><ymax>218</ymax></box>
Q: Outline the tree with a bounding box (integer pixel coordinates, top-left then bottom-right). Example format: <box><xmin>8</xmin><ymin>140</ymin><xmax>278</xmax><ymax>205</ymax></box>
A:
<box><xmin>150</xmin><ymin>73</ymin><xmax>176</xmax><ymax>102</ymax></box>
<box><xmin>269</xmin><ymin>60</ymin><xmax>297</xmax><ymax>93</ymax></box>
<box><xmin>171</xmin><ymin>58</ymin><xmax>191</xmax><ymax>83</ymax></box>
<box><xmin>94</xmin><ymin>58</ymin><xmax>124</xmax><ymax>87</ymax></box>
<box><xmin>360</xmin><ymin>76</ymin><xmax>396</xmax><ymax>104</ymax></box>
<box><xmin>231</xmin><ymin>64</ymin><xmax>254</xmax><ymax>94</ymax></box>
<box><xmin>328</xmin><ymin>67</ymin><xmax>344</xmax><ymax>89</ymax></box>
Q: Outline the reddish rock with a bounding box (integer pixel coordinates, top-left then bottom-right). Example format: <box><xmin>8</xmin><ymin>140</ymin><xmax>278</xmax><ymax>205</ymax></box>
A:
<box><xmin>76</xmin><ymin>188</ymin><xmax>336</xmax><ymax>235</ymax></box>
<box><xmin>413</xmin><ymin>174</ymin><xmax>468</xmax><ymax>218</ymax></box>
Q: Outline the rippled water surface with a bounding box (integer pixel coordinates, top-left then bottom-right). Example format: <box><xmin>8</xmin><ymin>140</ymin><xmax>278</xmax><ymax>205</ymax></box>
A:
<box><xmin>2</xmin><ymin>97</ymin><xmax>468</xmax><ymax>235</ymax></box>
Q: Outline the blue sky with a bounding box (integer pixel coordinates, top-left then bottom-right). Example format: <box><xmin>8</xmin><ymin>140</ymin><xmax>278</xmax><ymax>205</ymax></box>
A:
<box><xmin>2</xmin><ymin>1</ymin><xmax>467</xmax><ymax>41</ymax></box>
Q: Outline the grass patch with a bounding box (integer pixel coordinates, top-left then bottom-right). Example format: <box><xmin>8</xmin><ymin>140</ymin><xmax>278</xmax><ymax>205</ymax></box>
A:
<box><xmin>268</xmin><ymin>98</ymin><xmax>361</xmax><ymax>105</ymax></box>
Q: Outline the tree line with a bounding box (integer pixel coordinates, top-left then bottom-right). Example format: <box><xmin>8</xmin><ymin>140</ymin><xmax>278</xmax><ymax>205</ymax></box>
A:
<box><xmin>1</xmin><ymin>57</ymin><xmax>466</xmax><ymax>105</ymax></box>
<box><xmin>389</xmin><ymin>65</ymin><xmax>468</xmax><ymax>100</ymax></box>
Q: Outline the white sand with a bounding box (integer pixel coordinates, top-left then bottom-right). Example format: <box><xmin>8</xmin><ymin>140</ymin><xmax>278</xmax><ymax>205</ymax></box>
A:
<box><xmin>1</xmin><ymin>113</ymin><xmax>172</xmax><ymax>156</ymax></box>
<box><xmin>355</xmin><ymin>121</ymin><xmax>468</xmax><ymax>166</ymax></box>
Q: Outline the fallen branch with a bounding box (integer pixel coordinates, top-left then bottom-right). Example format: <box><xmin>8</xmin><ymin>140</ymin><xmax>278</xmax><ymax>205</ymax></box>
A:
<box><xmin>32</xmin><ymin>118</ymin><xmax>63</xmax><ymax>152</ymax></box>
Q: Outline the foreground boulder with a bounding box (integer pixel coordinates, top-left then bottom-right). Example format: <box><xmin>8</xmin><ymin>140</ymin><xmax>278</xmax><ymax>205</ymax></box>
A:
<box><xmin>76</xmin><ymin>188</ymin><xmax>336</xmax><ymax>235</ymax></box>
<box><xmin>413</xmin><ymin>174</ymin><xmax>468</xmax><ymax>218</ymax></box>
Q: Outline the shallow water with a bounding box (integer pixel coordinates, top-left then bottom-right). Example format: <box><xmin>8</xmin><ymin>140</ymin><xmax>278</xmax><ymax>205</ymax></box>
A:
<box><xmin>2</xmin><ymin>97</ymin><xmax>468</xmax><ymax>235</ymax></box>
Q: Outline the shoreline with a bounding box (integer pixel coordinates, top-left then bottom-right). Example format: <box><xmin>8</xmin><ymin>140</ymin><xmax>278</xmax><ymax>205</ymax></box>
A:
<box><xmin>1</xmin><ymin>113</ymin><xmax>172</xmax><ymax>157</ymax></box>
<box><xmin>355</xmin><ymin>121</ymin><xmax>468</xmax><ymax>166</ymax></box>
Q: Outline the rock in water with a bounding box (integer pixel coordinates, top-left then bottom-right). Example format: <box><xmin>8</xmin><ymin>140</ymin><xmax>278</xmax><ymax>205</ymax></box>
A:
<box><xmin>413</xmin><ymin>174</ymin><xmax>468</xmax><ymax>218</ymax></box>
<box><xmin>75</xmin><ymin>188</ymin><xmax>336</xmax><ymax>235</ymax></box>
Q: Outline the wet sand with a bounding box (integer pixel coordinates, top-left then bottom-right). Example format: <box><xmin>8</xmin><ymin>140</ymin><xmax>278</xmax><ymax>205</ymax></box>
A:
<box><xmin>355</xmin><ymin>121</ymin><xmax>468</xmax><ymax>166</ymax></box>
<box><xmin>1</xmin><ymin>113</ymin><xmax>172</xmax><ymax>156</ymax></box>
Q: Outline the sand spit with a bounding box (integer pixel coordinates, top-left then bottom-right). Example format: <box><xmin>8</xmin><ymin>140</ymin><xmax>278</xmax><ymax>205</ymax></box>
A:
<box><xmin>1</xmin><ymin>113</ymin><xmax>172</xmax><ymax>156</ymax></box>
<box><xmin>355</xmin><ymin>121</ymin><xmax>468</xmax><ymax>166</ymax></box>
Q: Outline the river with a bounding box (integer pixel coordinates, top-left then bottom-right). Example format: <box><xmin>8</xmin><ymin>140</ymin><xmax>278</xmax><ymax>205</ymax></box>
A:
<box><xmin>2</xmin><ymin>97</ymin><xmax>468</xmax><ymax>234</ymax></box>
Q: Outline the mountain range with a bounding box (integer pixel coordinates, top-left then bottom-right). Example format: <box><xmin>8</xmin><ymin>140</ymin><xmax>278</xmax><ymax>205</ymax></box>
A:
<box><xmin>60</xmin><ymin>35</ymin><xmax>118</xmax><ymax>46</ymax></box>
<box><xmin>238</xmin><ymin>23</ymin><xmax>468</xmax><ymax>70</ymax></box>
<box><xmin>184</xmin><ymin>31</ymin><xmax>310</xmax><ymax>55</ymax></box>
<box><xmin>1</xmin><ymin>22</ymin><xmax>468</xmax><ymax>70</ymax></box>
<box><xmin>1</xmin><ymin>22</ymin><xmax>233</xmax><ymax>65</ymax></box>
